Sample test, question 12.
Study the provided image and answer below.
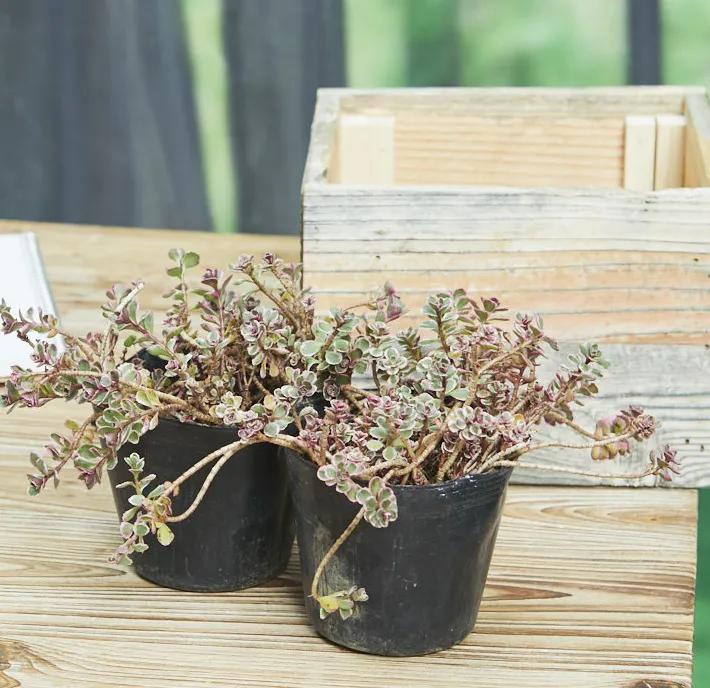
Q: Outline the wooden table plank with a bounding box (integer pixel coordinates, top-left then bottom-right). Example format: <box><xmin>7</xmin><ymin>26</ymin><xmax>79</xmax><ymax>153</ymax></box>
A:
<box><xmin>0</xmin><ymin>404</ymin><xmax>696</xmax><ymax>687</ymax></box>
<box><xmin>0</xmin><ymin>221</ymin><xmax>696</xmax><ymax>687</ymax></box>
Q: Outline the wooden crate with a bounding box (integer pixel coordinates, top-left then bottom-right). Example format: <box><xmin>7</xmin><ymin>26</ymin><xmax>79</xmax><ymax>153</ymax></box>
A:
<box><xmin>301</xmin><ymin>87</ymin><xmax>710</xmax><ymax>488</ymax></box>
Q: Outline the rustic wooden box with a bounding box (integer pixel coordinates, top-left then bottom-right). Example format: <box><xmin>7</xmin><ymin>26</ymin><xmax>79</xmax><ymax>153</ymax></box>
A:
<box><xmin>301</xmin><ymin>87</ymin><xmax>710</xmax><ymax>487</ymax></box>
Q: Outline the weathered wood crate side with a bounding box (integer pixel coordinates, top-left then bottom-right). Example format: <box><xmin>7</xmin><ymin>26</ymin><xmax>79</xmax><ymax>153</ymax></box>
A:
<box><xmin>301</xmin><ymin>88</ymin><xmax>710</xmax><ymax>488</ymax></box>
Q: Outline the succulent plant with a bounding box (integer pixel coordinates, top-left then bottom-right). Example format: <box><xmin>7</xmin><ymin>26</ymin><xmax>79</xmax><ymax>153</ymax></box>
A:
<box><xmin>3</xmin><ymin>259</ymin><xmax>679</xmax><ymax>620</ymax></box>
<box><xmin>275</xmin><ymin>288</ymin><xmax>679</xmax><ymax>619</ymax></box>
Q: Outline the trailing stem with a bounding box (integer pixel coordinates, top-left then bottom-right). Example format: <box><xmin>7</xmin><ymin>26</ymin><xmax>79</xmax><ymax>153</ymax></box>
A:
<box><xmin>310</xmin><ymin>507</ymin><xmax>366</xmax><ymax>603</ymax></box>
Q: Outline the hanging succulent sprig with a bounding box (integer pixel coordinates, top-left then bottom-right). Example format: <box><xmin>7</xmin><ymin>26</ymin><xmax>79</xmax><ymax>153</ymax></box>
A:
<box><xmin>282</xmin><ymin>289</ymin><xmax>678</xmax><ymax>620</ymax></box>
<box><xmin>1</xmin><ymin>251</ymin><xmax>317</xmax><ymax>494</ymax></box>
<box><xmin>111</xmin><ymin>284</ymin><xmax>678</xmax><ymax>621</ymax></box>
<box><xmin>3</xmin><ymin>262</ymin><xmax>679</xmax><ymax>621</ymax></box>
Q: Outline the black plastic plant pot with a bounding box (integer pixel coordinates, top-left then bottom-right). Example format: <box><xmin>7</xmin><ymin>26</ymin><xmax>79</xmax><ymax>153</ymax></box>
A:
<box><xmin>110</xmin><ymin>417</ymin><xmax>294</xmax><ymax>592</ymax></box>
<box><xmin>284</xmin><ymin>448</ymin><xmax>513</xmax><ymax>656</ymax></box>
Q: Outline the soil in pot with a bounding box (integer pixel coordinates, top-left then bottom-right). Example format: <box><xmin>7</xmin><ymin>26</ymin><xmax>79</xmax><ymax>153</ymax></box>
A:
<box><xmin>111</xmin><ymin>417</ymin><xmax>294</xmax><ymax>592</ymax></box>
<box><xmin>284</xmin><ymin>448</ymin><xmax>512</xmax><ymax>656</ymax></box>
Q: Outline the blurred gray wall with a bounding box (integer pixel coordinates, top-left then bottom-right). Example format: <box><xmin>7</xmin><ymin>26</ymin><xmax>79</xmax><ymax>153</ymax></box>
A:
<box><xmin>0</xmin><ymin>0</ymin><xmax>212</xmax><ymax>230</ymax></box>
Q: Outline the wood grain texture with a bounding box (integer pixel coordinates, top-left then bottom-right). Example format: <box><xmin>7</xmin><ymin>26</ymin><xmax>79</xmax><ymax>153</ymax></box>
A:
<box><xmin>394</xmin><ymin>115</ymin><xmax>625</xmax><ymax>188</ymax></box>
<box><xmin>685</xmin><ymin>93</ymin><xmax>710</xmax><ymax>187</ymax></box>
<box><xmin>334</xmin><ymin>86</ymin><xmax>705</xmax><ymax>117</ymax></box>
<box><xmin>303</xmin><ymin>186</ymin><xmax>710</xmax><ymax>344</ymax></box>
<box><xmin>302</xmin><ymin>180</ymin><xmax>710</xmax><ymax>486</ymax></box>
<box><xmin>337</xmin><ymin>115</ymin><xmax>395</xmax><ymax>184</ymax></box>
<box><xmin>654</xmin><ymin>115</ymin><xmax>686</xmax><ymax>190</ymax></box>
<box><xmin>624</xmin><ymin>115</ymin><xmax>656</xmax><ymax>191</ymax></box>
<box><xmin>513</xmin><ymin>344</ymin><xmax>710</xmax><ymax>488</ymax></box>
<box><xmin>0</xmin><ymin>403</ymin><xmax>696</xmax><ymax>687</ymax></box>
<box><xmin>304</xmin><ymin>88</ymin><xmax>708</xmax><ymax>189</ymax></box>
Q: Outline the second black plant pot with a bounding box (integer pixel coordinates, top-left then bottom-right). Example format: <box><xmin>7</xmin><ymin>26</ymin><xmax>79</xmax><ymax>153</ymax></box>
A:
<box><xmin>284</xmin><ymin>449</ymin><xmax>512</xmax><ymax>656</ymax></box>
<box><xmin>110</xmin><ymin>417</ymin><xmax>294</xmax><ymax>592</ymax></box>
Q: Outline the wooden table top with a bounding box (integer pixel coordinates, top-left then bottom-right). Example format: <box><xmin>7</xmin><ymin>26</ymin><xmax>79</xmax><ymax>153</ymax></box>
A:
<box><xmin>0</xmin><ymin>221</ymin><xmax>696</xmax><ymax>687</ymax></box>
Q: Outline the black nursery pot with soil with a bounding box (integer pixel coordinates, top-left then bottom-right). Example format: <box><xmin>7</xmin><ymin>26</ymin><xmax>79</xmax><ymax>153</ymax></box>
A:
<box><xmin>284</xmin><ymin>448</ymin><xmax>513</xmax><ymax>656</ymax></box>
<box><xmin>111</xmin><ymin>417</ymin><xmax>294</xmax><ymax>592</ymax></box>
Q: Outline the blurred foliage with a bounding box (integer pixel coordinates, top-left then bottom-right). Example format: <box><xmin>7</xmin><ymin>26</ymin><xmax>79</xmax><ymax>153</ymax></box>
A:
<box><xmin>664</xmin><ymin>0</ymin><xmax>710</xmax><ymax>86</ymax></box>
<box><xmin>181</xmin><ymin>0</ymin><xmax>236</xmax><ymax>235</ymax></box>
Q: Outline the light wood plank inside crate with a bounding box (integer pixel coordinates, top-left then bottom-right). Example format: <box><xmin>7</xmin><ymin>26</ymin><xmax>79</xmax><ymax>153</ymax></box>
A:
<box><xmin>323</xmin><ymin>88</ymin><xmax>710</xmax><ymax>190</ymax></box>
<box><xmin>685</xmin><ymin>93</ymin><xmax>710</xmax><ymax>187</ymax></box>
<box><xmin>393</xmin><ymin>115</ymin><xmax>625</xmax><ymax>187</ymax></box>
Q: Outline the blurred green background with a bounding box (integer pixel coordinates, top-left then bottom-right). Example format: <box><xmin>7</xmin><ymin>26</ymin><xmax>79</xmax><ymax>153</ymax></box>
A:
<box><xmin>181</xmin><ymin>0</ymin><xmax>710</xmax><ymax>681</ymax></box>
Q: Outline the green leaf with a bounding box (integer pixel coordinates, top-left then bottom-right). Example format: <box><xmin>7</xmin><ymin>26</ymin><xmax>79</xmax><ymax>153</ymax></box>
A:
<box><xmin>74</xmin><ymin>458</ymin><xmax>95</xmax><ymax>471</ymax></box>
<box><xmin>299</xmin><ymin>340</ymin><xmax>321</xmax><ymax>357</ymax></box>
<box><xmin>136</xmin><ymin>389</ymin><xmax>160</xmax><ymax>408</ymax></box>
<box><xmin>168</xmin><ymin>248</ymin><xmax>183</xmax><ymax>263</ymax></box>
<box><xmin>147</xmin><ymin>484</ymin><xmax>166</xmax><ymax>499</ymax></box>
<box><xmin>141</xmin><ymin>312</ymin><xmax>154</xmax><ymax>333</ymax></box>
<box><xmin>263</xmin><ymin>422</ymin><xmax>280</xmax><ymax>437</ymax></box>
<box><xmin>325</xmin><ymin>350</ymin><xmax>342</xmax><ymax>365</ymax></box>
<box><xmin>166</xmin><ymin>266</ymin><xmax>182</xmax><ymax>278</ymax></box>
<box><xmin>356</xmin><ymin>487</ymin><xmax>371</xmax><ymax>504</ymax></box>
<box><xmin>156</xmin><ymin>523</ymin><xmax>174</xmax><ymax>546</ymax></box>
<box><xmin>183</xmin><ymin>252</ymin><xmax>200</xmax><ymax>269</ymax></box>
<box><xmin>128</xmin><ymin>494</ymin><xmax>145</xmax><ymax>507</ymax></box>
<box><xmin>146</xmin><ymin>346</ymin><xmax>169</xmax><ymax>359</ymax></box>
<box><xmin>450</xmin><ymin>387</ymin><xmax>469</xmax><ymax>401</ymax></box>
<box><xmin>122</xmin><ymin>507</ymin><xmax>139</xmax><ymax>523</ymax></box>
<box><xmin>366</xmin><ymin>439</ymin><xmax>383</xmax><ymax>452</ymax></box>
<box><xmin>133</xmin><ymin>522</ymin><xmax>150</xmax><ymax>538</ymax></box>
<box><xmin>382</xmin><ymin>446</ymin><xmax>397</xmax><ymax>461</ymax></box>
<box><xmin>334</xmin><ymin>338</ymin><xmax>350</xmax><ymax>352</ymax></box>
<box><xmin>77</xmin><ymin>446</ymin><xmax>95</xmax><ymax>460</ymax></box>
<box><xmin>369</xmin><ymin>426</ymin><xmax>389</xmax><ymax>440</ymax></box>
<box><xmin>318</xmin><ymin>595</ymin><xmax>340</xmax><ymax>615</ymax></box>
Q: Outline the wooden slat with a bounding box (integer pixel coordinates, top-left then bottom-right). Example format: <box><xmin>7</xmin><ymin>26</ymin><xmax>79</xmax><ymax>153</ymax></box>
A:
<box><xmin>654</xmin><ymin>115</ymin><xmax>687</xmax><ymax>190</ymax></box>
<box><xmin>337</xmin><ymin>115</ymin><xmax>395</xmax><ymax>184</ymax></box>
<box><xmin>517</xmin><ymin>343</ymin><xmax>710</xmax><ymax>488</ymax></box>
<box><xmin>335</xmin><ymin>86</ymin><xmax>705</xmax><ymax>117</ymax></box>
<box><xmin>394</xmin><ymin>116</ymin><xmax>625</xmax><ymax>187</ymax></box>
<box><xmin>303</xmin><ymin>90</ymin><xmax>341</xmax><ymax>185</ymax></box>
<box><xmin>303</xmin><ymin>186</ymin><xmax>710</xmax><ymax>344</ymax></box>
<box><xmin>302</xmin><ymin>185</ymin><xmax>710</xmax><ymax>486</ymax></box>
<box><xmin>685</xmin><ymin>93</ymin><xmax>710</xmax><ymax>187</ymax></box>
<box><xmin>0</xmin><ymin>404</ymin><xmax>696</xmax><ymax>686</ymax></box>
<box><xmin>623</xmin><ymin>115</ymin><xmax>656</xmax><ymax>190</ymax></box>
